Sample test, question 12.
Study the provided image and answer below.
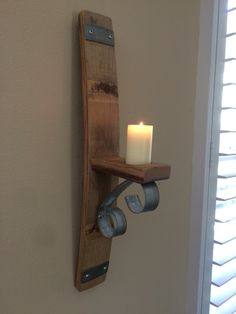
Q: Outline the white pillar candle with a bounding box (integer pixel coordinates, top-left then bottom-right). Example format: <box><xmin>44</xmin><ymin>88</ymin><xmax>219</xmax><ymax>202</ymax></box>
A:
<box><xmin>126</xmin><ymin>122</ymin><xmax>153</xmax><ymax>165</ymax></box>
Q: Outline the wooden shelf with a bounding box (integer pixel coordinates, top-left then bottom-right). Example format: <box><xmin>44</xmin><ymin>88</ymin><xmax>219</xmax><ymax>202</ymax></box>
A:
<box><xmin>91</xmin><ymin>157</ymin><xmax>171</xmax><ymax>184</ymax></box>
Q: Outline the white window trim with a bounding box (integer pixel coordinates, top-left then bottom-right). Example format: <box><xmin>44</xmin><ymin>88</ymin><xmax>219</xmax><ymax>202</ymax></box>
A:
<box><xmin>186</xmin><ymin>0</ymin><xmax>219</xmax><ymax>313</ymax></box>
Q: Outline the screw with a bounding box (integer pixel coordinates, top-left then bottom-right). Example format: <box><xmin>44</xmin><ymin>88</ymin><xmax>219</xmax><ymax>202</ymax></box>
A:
<box><xmin>89</xmin><ymin>29</ymin><xmax>94</xmax><ymax>34</ymax></box>
<box><xmin>85</xmin><ymin>274</ymin><xmax>89</xmax><ymax>278</ymax></box>
<box><xmin>108</xmin><ymin>34</ymin><xmax>113</xmax><ymax>39</ymax></box>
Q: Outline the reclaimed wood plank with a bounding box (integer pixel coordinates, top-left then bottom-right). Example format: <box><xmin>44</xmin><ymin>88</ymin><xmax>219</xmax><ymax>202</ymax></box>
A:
<box><xmin>76</xmin><ymin>10</ymin><xmax>119</xmax><ymax>291</ymax></box>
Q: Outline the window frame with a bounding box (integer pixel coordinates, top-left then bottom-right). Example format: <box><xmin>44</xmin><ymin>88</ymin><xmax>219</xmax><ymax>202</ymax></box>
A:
<box><xmin>186</xmin><ymin>0</ymin><xmax>221</xmax><ymax>313</ymax></box>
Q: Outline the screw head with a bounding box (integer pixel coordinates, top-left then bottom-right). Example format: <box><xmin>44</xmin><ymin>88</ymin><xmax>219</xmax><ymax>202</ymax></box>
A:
<box><xmin>108</xmin><ymin>34</ymin><xmax>113</xmax><ymax>39</ymax></box>
<box><xmin>88</xmin><ymin>29</ymin><xmax>94</xmax><ymax>34</ymax></box>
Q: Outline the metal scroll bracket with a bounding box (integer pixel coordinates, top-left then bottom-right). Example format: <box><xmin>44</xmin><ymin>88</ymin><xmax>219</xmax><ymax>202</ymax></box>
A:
<box><xmin>97</xmin><ymin>180</ymin><xmax>160</xmax><ymax>238</ymax></box>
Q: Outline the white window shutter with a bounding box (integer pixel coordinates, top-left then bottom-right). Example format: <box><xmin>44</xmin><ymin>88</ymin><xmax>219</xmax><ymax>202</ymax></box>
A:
<box><xmin>209</xmin><ymin>1</ymin><xmax>236</xmax><ymax>313</ymax></box>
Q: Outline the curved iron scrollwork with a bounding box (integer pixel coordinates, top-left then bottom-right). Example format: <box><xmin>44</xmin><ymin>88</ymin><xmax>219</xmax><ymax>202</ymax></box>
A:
<box><xmin>97</xmin><ymin>180</ymin><xmax>160</xmax><ymax>238</ymax></box>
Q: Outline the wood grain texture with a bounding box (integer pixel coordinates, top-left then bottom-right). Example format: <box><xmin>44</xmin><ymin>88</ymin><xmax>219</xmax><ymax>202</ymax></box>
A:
<box><xmin>75</xmin><ymin>11</ymin><xmax>119</xmax><ymax>291</ymax></box>
<box><xmin>91</xmin><ymin>157</ymin><xmax>171</xmax><ymax>183</ymax></box>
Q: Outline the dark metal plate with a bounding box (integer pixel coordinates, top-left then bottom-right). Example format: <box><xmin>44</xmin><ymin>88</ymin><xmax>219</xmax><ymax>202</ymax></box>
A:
<box><xmin>84</xmin><ymin>24</ymin><xmax>115</xmax><ymax>46</ymax></box>
<box><xmin>81</xmin><ymin>261</ymin><xmax>109</xmax><ymax>283</ymax></box>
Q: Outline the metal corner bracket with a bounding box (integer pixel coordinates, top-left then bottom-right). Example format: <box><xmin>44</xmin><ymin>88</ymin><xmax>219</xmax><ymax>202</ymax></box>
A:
<box><xmin>97</xmin><ymin>180</ymin><xmax>160</xmax><ymax>238</ymax></box>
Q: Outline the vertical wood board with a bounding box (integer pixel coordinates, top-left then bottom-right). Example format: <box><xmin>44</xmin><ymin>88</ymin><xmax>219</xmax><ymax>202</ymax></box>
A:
<box><xmin>76</xmin><ymin>11</ymin><xmax>120</xmax><ymax>291</ymax></box>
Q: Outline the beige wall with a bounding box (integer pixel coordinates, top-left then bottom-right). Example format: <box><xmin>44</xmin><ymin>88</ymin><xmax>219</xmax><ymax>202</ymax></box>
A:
<box><xmin>0</xmin><ymin>1</ymin><xmax>199</xmax><ymax>313</ymax></box>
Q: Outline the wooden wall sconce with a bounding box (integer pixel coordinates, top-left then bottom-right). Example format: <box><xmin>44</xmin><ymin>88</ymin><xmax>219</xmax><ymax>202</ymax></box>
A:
<box><xmin>75</xmin><ymin>11</ymin><xmax>171</xmax><ymax>291</ymax></box>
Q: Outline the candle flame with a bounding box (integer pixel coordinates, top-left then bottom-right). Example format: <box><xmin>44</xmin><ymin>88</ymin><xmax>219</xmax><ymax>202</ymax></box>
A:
<box><xmin>139</xmin><ymin>122</ymin><xmax>143</xmax><ymax>126</ymax></box>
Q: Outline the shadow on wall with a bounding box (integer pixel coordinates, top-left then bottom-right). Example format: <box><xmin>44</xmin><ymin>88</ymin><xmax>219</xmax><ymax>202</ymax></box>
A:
<box><xmin>70</xmin><ymin>12</ymin><xmax>83</xmax><ymax>276</ymax></box>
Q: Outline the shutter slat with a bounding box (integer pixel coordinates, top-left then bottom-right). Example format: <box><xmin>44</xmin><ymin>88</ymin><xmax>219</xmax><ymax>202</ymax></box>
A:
<box><xmin>225</xmin><ymin>34</ymin><xmax>236</xmax><ymax>59</ymax></box>
<box><xmin>217</xmin><ymin>196</ymin><xmax>236</xmax><ymax>201</ymax></box>
<box><xmin>217</xmin><ymin>177</ymin><xmax>236</xmax><ymax>200</ymax></box>
<box><xmin>218</xmin><ymin>174</ymin><xmax>236</xmax><ymax>178</ymax></box>
<box><xmin>212</xmin><ymin>258</ymin><xmax>236</xmax><ymax>286</ymax></box>
<box><xmin>218</xmin><ymin>156</ymin><xmax>236</xmax><ymax>178</ymax></box>
<box><xmin>221</xmin><ymin>110</ymin><xmax>236</xmax><ymax>131</ymax></box>
<box><xmin>225</xmin><ymin>57</ymin><xmax>236</xmax><ymax>62</ymax></box>
<box><xmin>219</xmin><ymin>153</ymin><xmax>236</xmax><ymax>157</ymax></box>
<box><xmin>220</xmin><ymin>131</ymin><xmax>236</xmax><ymax>134</ymax></box>
<box><xmin>227</xmin><ymin>9</ymin><xmax>236</xmax><ymax>34</ymax></box>
<box><xmin>213</xmin><ymin>239</ymin><xmax>236</xmax><ymax>266</ymax></box>
<box><xmin>224</xmin><ymin>60</ymin><xmax>236</xmax><ymax>84</ymax></box>
<box><xmin>215</xmin><ymin>199</ymin><xmax>236</xmax><ymax>222</ymax></box>
<box><xmin>214</xmin><ymin>220</ymin><xmax>236</xmax><ymax>244</ymax></box>
<box><xmin>210</xmin><ymin>295</ymin><xmax>236</xmax><ymax>314</ymax></box>
<box><xmin>219</xmin><ymin>133</ymin><xmax>236</xmax><ymax>155</ymax></box>
<box><xmin>224</xmin><ymin>62</ymin><xmax>236</xmax><ymax>84</ymax></box>
<box><xmin>222</xmin><ymin>84</ymin><xmax>236</xmax><ymax>108</ymax></box>
<box><xmin>222</xmin><ymin>107</ymin><xmax>236</xmax><ymax>109</ymax></box>
<box><xmin>226</xmin><ymin>32</ymin><xmax>236</xmax><ymax>37</ymax></box>
<box><xmin>210</xmin><ymin>277</ymin><xmax>236</xmax><ymax>306</ymax></box>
